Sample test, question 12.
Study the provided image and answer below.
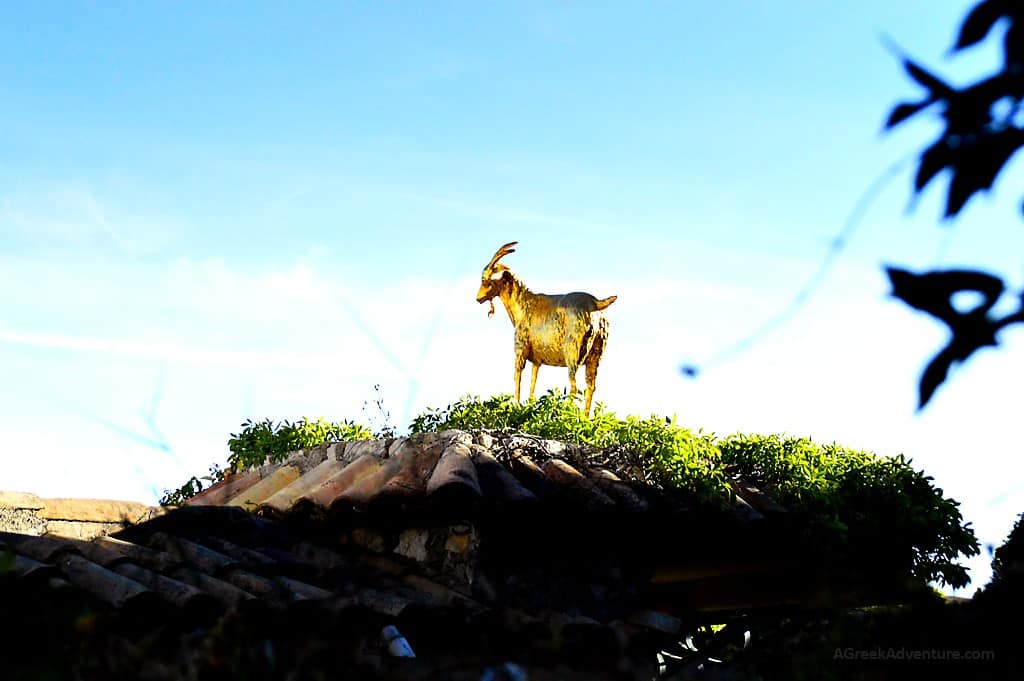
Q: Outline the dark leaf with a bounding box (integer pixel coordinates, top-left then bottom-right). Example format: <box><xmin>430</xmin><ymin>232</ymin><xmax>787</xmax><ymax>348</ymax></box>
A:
<box><xmin>888</xmin><ymin>267</ymin><xmax>1013</xmax><ymax>408</ymax></box>
<box><xmin>954</xmin><ymin>0</ymin><xmax>1007</xmax><ymax>51</ymax></box>
<box><xmin>918</xmin><ymin>346</ymin><xmax>956</xmax><ymax>409</ymax></box>
<box><xmin>945</xmin><ymin>168</ymin><xmax>984</xmax><ymax>217</ymax></box>
<box><xmin>914</xmin><ymin>143</ymin><xmax>952</xmax><ymax>192</ymax></box>
<box><xmin>886</xmin><ymin>267</ymin><xmax>1004</xmax><ymax>318</ymax></box>
<box><xmin>943</xmin><ymin>129</ymin><xmax>1024</xmax><ymax>216</ymax></box>
<box><xmin>886</xmin><ymin>100</ymin><xmax>932</xmax><ymax>128</ymax></box>
<box><xmin>903</xmin><ymin>58</ymin><xmax>953</xmax><ymax>97</ymax></box>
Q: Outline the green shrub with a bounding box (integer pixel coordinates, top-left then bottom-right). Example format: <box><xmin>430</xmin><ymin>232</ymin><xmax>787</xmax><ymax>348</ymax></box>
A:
<box><xmin>413</xmin><ymin>391</ymin><xmax>978</xmax><ymax>588</ymax></box>
<box><xmin>158</xmin><ymin>463</ymin><xmax>228</xmax><ymax>506</ymax></box>
<box><xmin>159</xmin><ymin>391</ymin><xmax>978</xmax><ymax>589</ymax></box>
<box><xmin>976</xmin><ymin>512</ymin><xmax>1024</xmax><ymax>605</ymax></box>
<box><xmin>410</xmin><ymin>390</ymin><xmax>728</xmax><ymax>505</ymax></box>
<box><xmin>226</xmin><ymin>417</ymin><xmax>373</xmax><ymax>471</ymax></box>
<box><xmin>719</xmin><ymin>433</ymin><xmax>978</xmax><ymax>588</ymax></box>
<box><xmin>159</xmin><ymin>417</ymin><xmax>372</xmax><ymax>506</ymax></box>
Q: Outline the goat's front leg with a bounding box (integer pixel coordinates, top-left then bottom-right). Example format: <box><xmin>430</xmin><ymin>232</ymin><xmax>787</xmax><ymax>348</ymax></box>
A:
<box><xmin>529</xmin><ymin>363</ymin><xmax>540</xmax><ymax>400</ymax></box>
<box><xmin>514</xmin><ymin>353</ymin><xmax>527</xmax><ymax>403</ymax></box>
<box><xmin>566</xmin><ymin>362</ymin><xmax>579</xmax><ymax>400</ymax></box>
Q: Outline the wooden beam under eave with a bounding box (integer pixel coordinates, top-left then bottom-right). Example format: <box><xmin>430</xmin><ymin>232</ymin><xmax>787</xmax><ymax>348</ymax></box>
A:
<box><xmin>642</xmin><ymin>567</ymin><xmax>879</xmax><ymax>616</ymax></box>
<box><xmin>688</xmin><ymin>569</ymin><xmax>889</xmax><ymax>613</ymax></box>
<box><xmin>651</xmin><ymin>558</ymin><xmax>799</xmax><ymax>584</ymax></box>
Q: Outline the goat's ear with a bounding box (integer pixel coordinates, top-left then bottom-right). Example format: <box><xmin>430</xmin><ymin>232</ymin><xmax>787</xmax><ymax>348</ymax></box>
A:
<box><xmin>489</xmin><ymin>270</ymin><xmax>505</xmax><ymax>281</ymax></box>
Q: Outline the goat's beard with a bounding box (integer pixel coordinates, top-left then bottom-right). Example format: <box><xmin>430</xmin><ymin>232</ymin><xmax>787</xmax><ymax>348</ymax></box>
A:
<box><xmin>488</xmin><ymin>299</ymin><xmax>495</xmax><ymax>318</ymax></box>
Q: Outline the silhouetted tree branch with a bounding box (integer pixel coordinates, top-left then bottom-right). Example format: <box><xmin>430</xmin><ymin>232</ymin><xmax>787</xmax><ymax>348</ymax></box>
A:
<box><xmin>887</xmin><ymin>0</ymin><xmax>1024</xmax><ymax>407</ymax></box>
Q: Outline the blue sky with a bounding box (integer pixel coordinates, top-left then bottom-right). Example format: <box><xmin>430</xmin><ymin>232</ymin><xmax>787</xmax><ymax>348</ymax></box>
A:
<box><xmin>2</xmin><ymin>1</ymin><xmax>1022</xmax><ymax>594</ymax></box>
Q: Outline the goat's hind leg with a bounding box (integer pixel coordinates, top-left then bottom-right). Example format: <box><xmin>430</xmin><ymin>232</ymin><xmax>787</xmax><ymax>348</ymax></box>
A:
<box><xmin>529</xmin><ymin>362</ymin><xmax>540</xmax><ymax>400</ymax></box>
<box><xmin>583</xmin><ymin>329</ymin><xmax>607</xmax><ymax>417</ymax></box>
<box><xmin>566</xmin><ymin>361</ymin><xmax>579</xmax><ymax>404</ymax></box>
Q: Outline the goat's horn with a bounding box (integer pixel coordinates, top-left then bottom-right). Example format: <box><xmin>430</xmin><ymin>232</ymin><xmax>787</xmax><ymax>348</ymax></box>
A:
<box><xmin>485</xmin><ymin>241</ymin><xmax>518</xmax><ymax>271</ymax></box>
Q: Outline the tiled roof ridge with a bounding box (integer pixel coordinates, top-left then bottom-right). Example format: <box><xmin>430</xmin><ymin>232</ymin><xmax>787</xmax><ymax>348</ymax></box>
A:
<box><xmin>182</xmin><ymin>428</ymin><xmax>784</xmax><ymax>524</ymax></box>
<box><xmin>217</xmin><ymin>428</ymin><xmax>644</xmax><ymax>486</ymax></box>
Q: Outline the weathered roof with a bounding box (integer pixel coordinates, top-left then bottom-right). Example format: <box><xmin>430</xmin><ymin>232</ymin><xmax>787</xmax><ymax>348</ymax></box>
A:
<box><xmin>185</xmin><ymin>429</ymin><xmax>780</xmax><ymax>523</ymax></box>
<box><xmin>1</xmin><ymin>431</ymin><xmax>913</xmax><ymax>678</ymax></box>
<box><xmin>0</xmin><ymin>430</ymin><xmax>798</xmax><ymax>618</ymax></box>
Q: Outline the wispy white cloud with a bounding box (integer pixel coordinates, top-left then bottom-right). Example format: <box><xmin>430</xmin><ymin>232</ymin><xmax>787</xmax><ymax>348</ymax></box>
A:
<box><xmin>0</xmin><ymin>183</ymin><xmax>183</xmax><ymax>256</ymax></box>
<box><xmin>0</xmin><ymin>327</ymin><xmax>356</xmax><ymax>371</ymax></box>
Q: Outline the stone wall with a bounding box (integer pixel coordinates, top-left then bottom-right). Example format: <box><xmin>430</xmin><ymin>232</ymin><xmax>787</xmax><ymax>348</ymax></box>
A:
<box><xmin>0</xmin><ymin>491</ymin><xmax>162</xmax><ymax>540</ymax></box>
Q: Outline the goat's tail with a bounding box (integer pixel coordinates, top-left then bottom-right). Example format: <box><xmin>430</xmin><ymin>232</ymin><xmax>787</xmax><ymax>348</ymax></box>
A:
<box><xmin>594</xmin><ymin>295</ymin><xmax>617</xmax><ymax>311</ymax></box>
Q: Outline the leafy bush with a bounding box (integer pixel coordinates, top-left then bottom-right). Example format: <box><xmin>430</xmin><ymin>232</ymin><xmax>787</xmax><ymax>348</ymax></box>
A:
<box><xmin>159</xmin><ymin>417</ymin><xmax>372</xmax><ymax>506</ymax></box>
<box><xmin>990</xmin><ymin>513</ymin><xmax>1024</xmax><ymax>585</ymax></box>
<box><xmin>719</xmin><ymin>434</ymin><xmax>979</xmax><ymax>588</ymax></box>
<box><xmin>159</xmin><ymin>391</ymin><xmax>977</xmax><ymax>589</ymax></box>
<box><xmin>158</xmin><ymin>463</ymin><xmax>228</xmax><ymax>506</ymax></box>
<box><xmin>976</xmin><ymin>512</ymin><xmax>1024</xmax><ymax>605</ymax></box>
<box><xmin>413</xmin><ymin>391</ymin><xmax>978</xmax><ymax>588</ymax></box>
<box><xmin>226</xmin><ymin>417</ymin><xmax>373</xmax><ymax>471</ymax></box>
<box><xmin>411</xmin><ymin>390</ymin><xmax>728</xmax><ymax>505</ymax></box>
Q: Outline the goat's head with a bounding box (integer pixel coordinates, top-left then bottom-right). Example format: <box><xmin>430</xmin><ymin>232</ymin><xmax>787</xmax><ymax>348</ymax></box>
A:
<box><xmin>476</xmin><ymin>241</ymin><xmax>518</xmax><ymax>317</ymax></box>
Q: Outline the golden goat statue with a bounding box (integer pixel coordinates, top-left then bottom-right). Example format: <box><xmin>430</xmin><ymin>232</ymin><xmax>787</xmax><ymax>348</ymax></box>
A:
<box><xmin>475</xmin><ymin>241</ymin><xmax>617</xmax><ymax>416</ymax></box>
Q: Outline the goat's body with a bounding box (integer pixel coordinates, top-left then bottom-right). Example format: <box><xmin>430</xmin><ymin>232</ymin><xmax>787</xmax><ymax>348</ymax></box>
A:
<box><xmin>496</xmin><ymin>279</ymin><xmax>614</xmax><ymax>415</ymax></box>
<box><xmin>476</xmin><ymin>241</ymin><xmax>615</xmax><ymax>416</ymax></box>
<box><xmin>509</xmin><ymin>291</ymin><xmax>609</xmax><ymax>367</ymax></box>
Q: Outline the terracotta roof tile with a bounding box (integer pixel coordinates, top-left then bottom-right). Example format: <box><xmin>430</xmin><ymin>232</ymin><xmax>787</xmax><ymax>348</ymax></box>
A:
<box><xmin>505</xmin><ymin>451</ymin><xmax>550</xmax><ymax>499</ymax></box>
<box><xmin>93</xmin><ymin>535</ymin><xmax>182</xmax><ymax>573</ymax></box>
<box><xmin>290</xmin><ymin>540</ymin><xmax>351</xmax><ymax>572</ymax></box>
<box><xmin>165</xmin><ymin>566</ymin><xmax>257</xmax><ymax>607</ymax></box>
<box><xmin>731</xmin><ymin>478</ymin><xmax>787</xmax><ymax>514</ymax></box>
<box><xmin>301</xmin><ymin>454</ymin><xmax>382</xmax><ymax>510</ymax></box>
<box><xmin>585</xmin><ymin>468</ymin><xmax>650</xmax><ymax>512</ymax></box>
<box><xmin>4</xmin><ymin>553</ymin><xmax>57</xmax><ymax>579</ymax></box>
<box><xmin>262</xmin><ymin>458</ymin><xmax>346</xmax><ymax>512</ymax></box>
<box><xmin>0</xmin><ymin>530</ymin><xmax>76</xmax><ymax>563</ymax></box>
<box><xmin>107</xmin><ymin>561</ymin><xmax>215</xmax><ymax>610</ymax></box>
<box><xmin>541</xmin><ymin>458</ymin><xmax>616</xmax><ymax>512</ymax></box>
<box><xmin>371</xmin><ymin>437</ymin><xmax>445</xmax><ymax>507</ymax></box>
<box><xmin>217</xmin><ymin>568</ymin><xmax>295</xmax><ymax>605</ymax></box>
<box><xmin>54</xmin><ymin>553</ymin><xmax>154</xmax><ymax>608</ymax></box>
<box><xmin>148</xmin><ymin>532</ymin><xmax>237</xmax><ymax>574</ymax></box>
<box><xmin>55</xmin><ymin>536</ymin><xmax>135</xmax><ymax>569</ymax></box>
<box><xmin>339</xmin><ymin>438</ymin><xmax>389</xmax><ymax>464</ymax></box>
<box><xmin>273</xmin><ymin>575</ymin><xmax>334</xmax><ymax>601</ymax></box>
<box><xmin>426</xmin><ymin>442</ymin><xmax>482</xmax><ymax>498</ymax></box>
<box><xmin>198</xmin><ymin>536</ymin><xmax>279</xmax><ymax>569</ymax></box>
<box><xmin>277</xmin><ymin>445</ymin><xmax>333</xmax><ymax>473</ymax></box>
<box><xmin>225</xmin><ymin>465</ymin><xmax>301</xmax><ymax>509</ymax></box>
<box><xmin>335</xmin><ymin>455</ymin><xmax>401</xmax><ymax>509</ymax></box>
<box><xmin>186</xmin><ymin>468</ymin><xmax>261</xmax><ymax>507</ymax></box>
<box><xmin>730</xmin><ymin>493</ymin><xmax>765</xmax><ymax>523</ymax></box>
<box><xmin>470</xmin><ymin>447</ymin><xmax>537</xmax><ymax>505</ymax></box>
